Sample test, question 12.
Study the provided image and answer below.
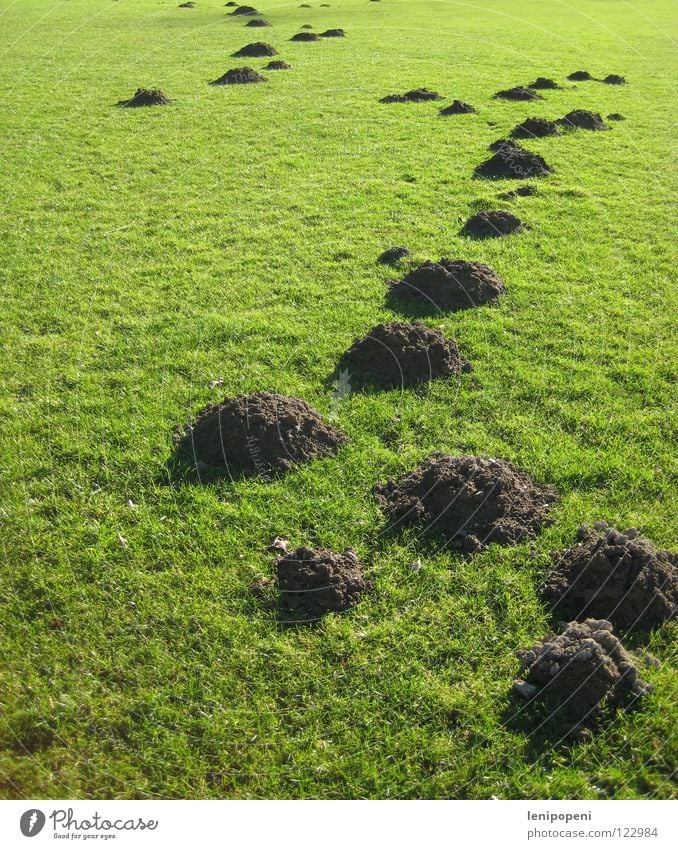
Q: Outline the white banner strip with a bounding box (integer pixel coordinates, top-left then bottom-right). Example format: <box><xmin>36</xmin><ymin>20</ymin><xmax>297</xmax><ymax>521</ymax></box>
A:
<box><xmin>0</xmin><ymin>800</ymin><xmax>676</xmax><ymax>849</ymax></box>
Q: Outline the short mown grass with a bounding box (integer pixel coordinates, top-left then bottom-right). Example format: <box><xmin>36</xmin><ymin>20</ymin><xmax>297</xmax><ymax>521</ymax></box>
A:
<box><xmin>0</xmin><ymin>0</ymin><xmax>676</xmax><ymax>799</ymax></box>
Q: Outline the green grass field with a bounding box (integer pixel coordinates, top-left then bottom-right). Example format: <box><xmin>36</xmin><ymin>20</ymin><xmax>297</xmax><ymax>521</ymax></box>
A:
<box><xmin>0</xmin><ymin>0</ymin><xmax>676</xmax><ymax>799</ymax></box>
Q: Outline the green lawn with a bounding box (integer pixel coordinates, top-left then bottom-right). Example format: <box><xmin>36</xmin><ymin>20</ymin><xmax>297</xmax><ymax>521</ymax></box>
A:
<box><xmin>0</xmin><ymin>0</ymin><xmax>676</xmax><ymax>799</ymax></box>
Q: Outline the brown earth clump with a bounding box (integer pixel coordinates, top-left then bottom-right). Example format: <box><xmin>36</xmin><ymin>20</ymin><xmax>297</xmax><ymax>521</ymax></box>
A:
<box><xmin>246</xmin><ymin>18</ymin><xmax>271</xmax><ymax>27</ymax></box>
<box><xmin>209</xmin><ymin>67</ymin><xmax>267</xmax><ymax>85</ymax></box>
<box><xmin>341</xmin><ymin>321</ymin><xmax>470</xmax><ymax>389</ymax></box>
<box><xmin>439</xmin><ymin>100</ymin><xmax>476</xmax><ymax>115</ymax></box>
<box><xmin>500</xmin><ymin>184</ymin><xmax>538</xmax><ymax>199</ymax></box>
<box><xmin>462</xmin><ymin>210</ymin><xmax>524</xmax><ymax>238</ymax></box>
<box><xmin>233</xmin><ymin>42</ymin><xmax>277</xmax><ymax>57</ymax></box>
<box><xmin>389</xmin><ymin>259</ymin><xmax>506</xmax><ymax>312</ymax></box>
<box><xmin>528</xmin><ymin>77</ymin><xmax>559</xmax><ymax>89</ymax></box>
<box><xmin>567</xmin><ymin>70</ymin><xmax>593</xmax><ymax>81</ymax></box>
<box><xmin>603</xmin><ymin>74</ymin><xmax>626</xmax><ymax>85</ymax></box>
<box><xmin>231</xmin><ymin>5</ymin><xmax>260</xmax><ymax>14</ymax></box>
<box><xmin>374</xmin><ymin>455</ymin><xmax>557</xmax><ymax>552</ymax></box>
<box><xmin>494</xmin><ymin>87</ymin><xmax>543</xmax><ymax>101</ymax></box>
<box><xmin>377</xmin><ymin>245</ymin><xmax>411</xmax><ymax>264</ymax></box>
<box><xmin>516</xmin><ymin>619</ymin><xmax>652</xmax><ymax>723</ymax></box>
<box><xmin>511</xmin><ymin>117</ymin><xmax>560</xmax><ymax>138</ymax></box>
<box><xmin>264</xmin><ymin>60</ymin><xmax>292</xmax><ymax>70</ymax></box>
<box><xmin>276</xmin><ymin>546</ymin><xmax>372</xmax><ymax>620</ymax></box>
<box><xmin>320</xmin><ymin>28</ymin><xmax>345</xmax><ymax>37</ymax></box>
<box><xmin>607</xmin><ymin>113</ymin><xmax>625</xmax><ymax>121</ymax></box>
<box><xmin>475</xmin><ymin>145</ymin><xmax>553</xmax><ymax>179</ymax></box>
<box><xmin>176</xmin><ymin>392</ymin><xmax>347</xmax><ymax>478</ymax></box>
<box><xmin>380</xmin><ymin>88</ymin><xmax>443</xmax><ymax>103</ymax></box>
<box><xmin>541</xmin><ymin>524</ymin><xmax>678</xmax><ymax>631</ymax></box>
<box><xmin>558</xmin><ymin>109</ymin><xmax>607</xmax><ymax>130</ymax></box>
<box><xmin>488</xmin><ymin>138</ymin><xmax>523</xmax><ymax>153</ymax></box>
<box><xmin>117</xmin><ymin>88</ymin><xmax>172</xmax><ymax>107</ymax></box>
<box><xmin>291</xmin><ymin>31</ymin><xmax>320</xmax><ymax>41</ymax></box>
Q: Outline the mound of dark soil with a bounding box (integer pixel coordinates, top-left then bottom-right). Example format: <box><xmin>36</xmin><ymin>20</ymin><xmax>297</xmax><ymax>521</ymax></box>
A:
<box><xmin>494</xmin><ymin>87</ymin><xmax>543</xmax><ymax>101</ymax></box>
<box><xmin>380</xmin><ymin>88</ymin><xmax>443</xmax><ymax>103</ymax></box>
<box><xmin>179</xmin><ymin>2</ymin><xmax>195</xmax><ymax>7</ymax></box>
<box><xmin>607</xmin><ymin>113</ymin><xmax>625</xmax><ymax>121</ymax></box>
<box><xmin>209</xmin><ymin>67</ymin><xmax>267</xmax><ymax>85</ymax></box>
<box><xmin>320</xmin><ymin>28</ymin><xmax>345</xmax><ymax>37</ymax></box>
<box><xmin>511</xmin><ymin>117</ymin><xmax>560</xmax><ymax>138</ymax></box>
<box><xmin>118</xmin><ymin>88</ymin><xmax>172</xmax><ymax>107</ymax></box>
<box><xmin>225</xmin><ymin>2</ymin><xmax>238</xmax><ymax>6</ymax></box>
<box><xmin>264</xmin><ymin>60</ymin><xmax>292</xmax><ymax>70</ymax></box>
<box><xmin>276</xmin><ymin>546</ymin><xmax>372</xmax><ymax>620</ymax></box>
<box><xmin>541</xmin><ymin>524</ymin><xmax>678</xmax><ymax>631</ymax></box>
<box><xmin>375</xmin><ymin>455</ymin><xmax>557</xmax><ymax>551</ymax></box>
<box><xmin>516</xmin><ymin>619</ymin><xmax>652</xmax><ymax>723</ymax></box>
<box><xmin>488</xmin><ymin>138</ymin><xmax>522</xmax><ymax>153</ymax></box>
<box><xmin>341</xmin><ymin>322</ymin><xmax>470</xmax><ymax>389</ymax></box>
<box><xmin>528</xmin><ymin>77</ymin><xmax>559</xmax><ymax>89</ymax></box>
<box><xmin>567</xmin><ymin>70</ymin><xmax>593</xmax><ymax>81</ymax></box>
<box><xmin>246</xmin><ymin>18</ymin><xmax>271</xmax><ymax>27</ymax></box>
<box><xmin>377</xmin><ymin>245</ymin><xmax>411</xmax><ymax>265</ymax></box>
<box><xmin>500</xmin><ymin>184</ymin><xmax>538</xmax><ymax>199</ymax></box>
<box><xmin>463</xmin><ymin>210</ymin><xmax>524</xmax><ymax>238</ymax></box>
<box><xmin>177</xmin><ymin>392</ymin><xmax>347</xmax><ymax>477</ymax></box>
<box><xmin>603</xmin><ymin>74</ymin><xmax>626</xmax><ymax>85</ymax></box>
<box><xmin>439</xmin><ymin>100</ymin><xmax>476</xmax><ymax>115</ymax></box>
<box><xmin>231</xmin><ymin>5</ymin><xmax>259</xmax><ymax>14</ymax></box>
<box><xmin>558</xmin><ymin>109</ymin><xmax>607</xmax><ymax>130</ymax></box>
<box><xmin>233</xmin><ymin>41</ymin><xmax>277</xmax><ymax>57</ymax></box>
<box><xmin>301</xmin><ymin>24</ymin><xmax>313</xmax><ymax>29</ymax></box>
<box><xmin>475</xmin><ymin>145</ymin><xmax>553</xmax><ymax>179</ymax></box>
<box><xmin>291</xmin><ymin>31</ymin><xmax>320</xmax><ymax>41</ymax></box>
<box><xmin>390</xmin><ymin>259</ymin><xmax>505</xmax><ymax>312</ymax></box>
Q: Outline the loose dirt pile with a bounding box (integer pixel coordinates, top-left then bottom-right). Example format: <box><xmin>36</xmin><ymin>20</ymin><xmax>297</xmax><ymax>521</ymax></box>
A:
<box><xmin>233</xmin><ymin>42</ymin><xmax>277</xmax><ymax>57</ymax></box>
<box><xmin>276</xmin><ymin>545</ymin><xmax>372</xmax><ymax>620</ymax></box>
<box><xmin>117</xmin><ymin>88</ymin><xmax>172</xmax><ymax>108</ymax></box>
<box><xmin>246</xmin><ymin>18</ymin><xmax>271</xmax><ymax>27</ymax></box>
<box><xmin>264</xmin><ymin>60</ymin><xmax>291</xmax><ymax>70</ymax></box>
<box><xmin>558</xmin><ymin>110</ymin><xmax>607</xmax><ymax>130</ymax></box>
<box><xmin>389</xmin><ymin>258</ymin><xmax>506</xmax><ymax>312</ymax></box>
<box><xmin>516</xmin><ymin>619</ymin><xmax>652</xmax><ymax>724</ymax></box>
<box><xmin>439</xmin><ymin>100</ymin><xmax>476</xmax><ymax>115</ymax></box>
<box><xmin>463</xmin><ymin>210</ymin><xmax>525</xmax><ymax>238</ymax></box>
<box><xmin>511</xmin><ymin>117</ymin><xmax>560</xmax><ymax>138</ymax></box>
<box><xmin>607</xmin><ymin>113</ymin><xmax>625</xmax><ymax>121</ymax></box>
<box><xmin>320</xmin><ymin>29</ymin><xmax>345</xmax><ymax>37</ymax></box>
<box><xmin>209</xmin><ymin>67</ymin><xmax>267</xmax><ymax>85</ymax></box>
<box><xmin>377</xmin><ymin>245</ymin><xmax>411</xmax><ymax>264</ymax></box>
<box><xmin>500</xmin><ymin>184</ymin><xmax>538</xmax><ymax>199</ymax></box>
<box><xmin>231</xmin><ymin>5</ymin><xmax>260</xmax><ymax>14</ymax></box>
<box><xmin>567</xmin><ymin>70</ymin><xmax>593</xmax><ymax>81</ymax></box>
<box><xmin>494</xmin><ymin>87</ymin><xmax>543</xmax><ymax>101</ymax></box>
<box><xmin>603</xmin><ymin>74</ymin><xmax>626</xmax><ymax>85</ymax></box>
<box><xmin>179</xmin><ymin>2</ymin><xmax>195</xmax><ymax>7</ymax></box>
<box><xmin>177</xmin><ymin>392</ymin><xmax>347</xmax><ymax>478</ymax></box>
<box><xmin>475</xmin><ymin>144</ymin><xmax>553</xmax><ymax>179</ymax></box>
<box><xmin>374</xmin><ymin>455</ymin><xmax>557</xmax><ymax>552</ymax></box>
<box><xmin>380</xmin><ymin>88</ymin><xmax>443</xmax><ymax>103</ymax></box>
<box><xmin>528</xmin><ymin>77</ymin><xmax>559</xmax><ymax>89</ymax></box>
<box><xmin>540</xmin><ymin>524</ymin><xmax>678</xmax><ymax>631</ymax></box>
<box><xmin>488</xmin><ymin>138</ymin><xmax>522</xmax><ymax>153</ymax></box>
<box><xmin>341</xmin><ymin>322</ymin><xmax>470</xmax><ymax>389</ymax></box>
<box><xmin>291</xmin><ymin>31</ymin><xmax>320</xmax><ymax>41</ymax></box>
